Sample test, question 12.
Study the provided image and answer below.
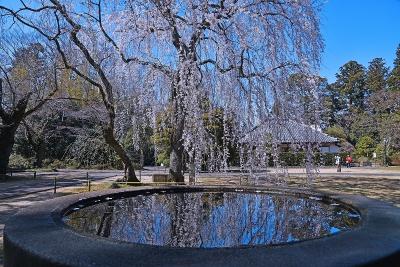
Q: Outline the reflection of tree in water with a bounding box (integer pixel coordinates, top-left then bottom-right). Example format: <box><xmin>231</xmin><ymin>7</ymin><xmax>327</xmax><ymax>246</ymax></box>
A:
<box><xmin>64</xmin><ymin>192</ymin><xmax>359</xmax><ymax>248</ymax></box>
<box><xmin>65</xmin><ymin>201</ymin><xmax>115</xmax><ymax>236</ymax></box>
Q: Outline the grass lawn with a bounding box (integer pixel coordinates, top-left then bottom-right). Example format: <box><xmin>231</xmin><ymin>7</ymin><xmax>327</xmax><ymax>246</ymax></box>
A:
<box><xmin>60</xmin><ymin>182</ymin><xmax>131</xmax><ymax>194</ymax></box>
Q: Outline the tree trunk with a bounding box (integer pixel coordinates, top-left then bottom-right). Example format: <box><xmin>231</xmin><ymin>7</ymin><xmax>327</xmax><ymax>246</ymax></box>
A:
<box><xmin>103</xmin><ymin>126</ymin><xmax>139</xmax><ymax>183</ymax></box>
<box><xmin>169</xmin><ymin>142</ymin><xmax>184</xmax><ymax>183</ymax></box>
<box><xmin>34</xmin><ymin>141</ymin><xmax>45</xmax><ymax>168</ymax></box>
<box><xmin>139</xmin><ymin>148</ymin><xmax>144</xmax><ymax>169</ymax></box>
<box><xmin>0</xmin><ymin>125</ymin><xmax>18</xmax><ymax>179</ymax></box>
<box><xmin>0</xmin><ymin>87</ymin><xmax>28</xmax><ymax>179</ymax></box>
<box><xmin>169</xmin><ymin>107</ymin><xmax>184</xmax><ymax>182</ymax></box>
<box><xmin>169</xmin><ymin>77</ymin><xmax>185</xmax><ymax>183</ymax></box>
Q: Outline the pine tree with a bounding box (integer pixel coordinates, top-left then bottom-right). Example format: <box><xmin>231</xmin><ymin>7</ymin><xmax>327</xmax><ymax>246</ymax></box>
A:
<box><xmin>333</xmin><ymin>61</ymin><xmax>367</xmax><ymax>112</ymax></box>
<box><xmin>366</xmin><ymin>58</ymin><xmax>389</xmax><ymax>93</ymax></box>
<box><xmin>388</xmin><ymin>44</ymin><xmax>400</xmax><ymax>91</ymax></box>
<box><xmin>320</xmin><ymin>83</ymin><xmax>341</xmax><ymax>127</ymax></box>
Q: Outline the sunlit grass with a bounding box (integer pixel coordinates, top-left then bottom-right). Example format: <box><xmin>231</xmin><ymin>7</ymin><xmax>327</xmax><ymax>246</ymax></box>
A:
<box><xmin>60</xmin><ymin>182</ymin><xmax>131</xmax><ymax>194</ymax></box>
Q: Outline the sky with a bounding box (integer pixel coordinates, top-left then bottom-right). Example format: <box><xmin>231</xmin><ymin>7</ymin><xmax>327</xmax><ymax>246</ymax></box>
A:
<box><xmin>320</xmin><ymin>0</ymin><xmax>400</xmax><ymax>82</ymax></box>
<box><xmin>1</xmin><ymin>0</ymin><xmax>399</xmax><ymax>83</ymax></box>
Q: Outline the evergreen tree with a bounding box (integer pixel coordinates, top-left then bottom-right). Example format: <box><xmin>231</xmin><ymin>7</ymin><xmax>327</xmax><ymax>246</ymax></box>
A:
<box><xmin>355</xmin><ymin>135</ymin><xmax>376</xmax><ymax>158</ymax></box>
<box><xmin>388</xmin><ymin>44</ymin><xmax>400</xmax><ymax>91</ymax></box>
<box><xmin>333</xmin><ymin>61</ymin><xmax>367</xmax><ymax>112</ymax></box>
<box><xmin>320</xmin><ymin>83</ymin><xmax>341</xmax><ymax>127</ymax></box>
<box><xmin>366</xmin><ymin>58</ymin><xmax>389</xmax><ymax>93</ymax></box>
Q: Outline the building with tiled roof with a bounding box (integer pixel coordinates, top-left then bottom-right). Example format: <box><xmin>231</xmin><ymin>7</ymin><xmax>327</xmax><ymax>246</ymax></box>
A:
<box><xmin>241</xmin><ymin>119</ymin><xmax>340</xmax><ymax>153</ymax></box>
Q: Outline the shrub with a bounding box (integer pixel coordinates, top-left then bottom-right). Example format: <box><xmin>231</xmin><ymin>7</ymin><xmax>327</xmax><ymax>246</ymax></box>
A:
<box><xmin>8</xmin><ymin>154</ymin><xmax>34</xmax><ymax>169</ymax></box>
<box><xmin>48</xmin><ymin>159</ymin><xmax>67</xmax><ymax>169</ymax></box>
<box><xmin>276</xmin><ymin>152</ymin><xmax>347</xmax><ymax>167</ymax></box>
<box><xmin>356</xmin><ymin>156</ymin><xmax>370</xmax><ymax>166</ymax></box>
<box><xmin>354</xmin><ymin>136</ymin><xmax>375</xmax><ymax>158</ymax></box>
<box><xmin>156</xmin><ymin>151</ymin><xmax>170</xmax><ymax>167</ymax></box>
<box><xmin>390</xmin><ymin>152</ymin><xmax>400</xmax><ymax>166</ymax></box>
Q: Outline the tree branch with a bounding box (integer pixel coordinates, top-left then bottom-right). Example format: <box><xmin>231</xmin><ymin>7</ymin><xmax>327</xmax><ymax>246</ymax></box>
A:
<box><xmin>93</xmin><ymin>0</ymin><xmax>171</xmax><ymax>75</ymax></box>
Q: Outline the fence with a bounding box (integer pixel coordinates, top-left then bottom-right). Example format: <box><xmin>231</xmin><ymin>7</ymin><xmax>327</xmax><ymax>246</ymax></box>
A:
<box><xmin>50</xmin><ymin>171</ymin><xmax>254</xmax><ymax>194</ymax></box>
<box><xmin>5</xmin><ymin>169</ymin><xmax>37</xmax><ymax>179</ymax></box>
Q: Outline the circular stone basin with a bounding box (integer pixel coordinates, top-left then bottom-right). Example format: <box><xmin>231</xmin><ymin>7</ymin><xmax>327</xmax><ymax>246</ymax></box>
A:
<box><xmin>4</xmin><ymin>186</ymin><xmax>400</xmax><ymax>267</ymax></box>
<box><xmin>63</xmin><ymin>190</ymin><xmax>360</xmax><ymax>248</ymax></box>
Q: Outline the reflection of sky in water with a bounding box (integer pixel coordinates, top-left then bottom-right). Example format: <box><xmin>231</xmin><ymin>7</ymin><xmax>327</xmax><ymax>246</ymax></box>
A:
<box><xmin>64</xmin><ymin>192</ymin><xmax>360</xmax><ymax>248</ymax></box>
<box><xmin>330</xmin><ymin>227</ymin><xmax>340</xmax><ymax>234</ymax></box>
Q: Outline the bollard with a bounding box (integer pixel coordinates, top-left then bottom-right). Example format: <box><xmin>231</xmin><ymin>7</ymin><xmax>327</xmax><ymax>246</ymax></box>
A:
<box><xmin>139</xmin><ymin>169</ymin><xmax>141</xmax><ymax>181</ymax></box>
<box><xmin>53</xmin><ymin>177</ymin><xmax>57</xmax><ymax>194</ymax></box>
<box><xmin>33</xmin><ymin>171</ymin><xmax>37</xmax><ymax>180</ymax></box>
<box><xmin>87</xmin><ymin>172</ymin><xmax>91</xmax><ymax>191</ymax></box>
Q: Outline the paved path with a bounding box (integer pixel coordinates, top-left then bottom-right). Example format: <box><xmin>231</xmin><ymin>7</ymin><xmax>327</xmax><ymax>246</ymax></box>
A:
<box><xmin>0</xmin><ymin>169</ymin><xmax>124</xmax><ymax>200</ymax></box>
<box><xmin>0</xmin><ymin>167</ymin><xmax>399</xmax><ymax>266</ymax></box>
<box><xmin>0</xmin><ymin>169</ymin><xmax>128</xmax><ymax>266</ymax></box>
<box><xmin>0</xmin><ymin>191</ymin><xmax>62</xmax><ymax>267</ymax></box>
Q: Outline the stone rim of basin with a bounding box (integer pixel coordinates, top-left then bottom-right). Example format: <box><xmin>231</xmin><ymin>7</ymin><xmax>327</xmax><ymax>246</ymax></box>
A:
<box><xmin>4</xmin><ymin>185</ymin><xmax>400</xmax><ymax>267</ymax></box>
<box><xmin>61</xmin><ymin>187</ymin><xmax>361</xmax><ymax>248</ymax></box>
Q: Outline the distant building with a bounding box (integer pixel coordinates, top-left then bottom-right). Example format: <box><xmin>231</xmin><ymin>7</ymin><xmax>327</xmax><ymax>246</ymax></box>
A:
<box><xmin>241</xmin><ymin>119</ymin><xmax>340</xmax><ymax>153</ymax></box>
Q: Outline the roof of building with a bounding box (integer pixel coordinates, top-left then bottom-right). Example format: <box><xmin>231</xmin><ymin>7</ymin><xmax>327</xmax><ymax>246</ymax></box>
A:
<box><xmin>240</xmin><ymin>119</ymin><xmax>338</xmax><ymax>144</ymax></box>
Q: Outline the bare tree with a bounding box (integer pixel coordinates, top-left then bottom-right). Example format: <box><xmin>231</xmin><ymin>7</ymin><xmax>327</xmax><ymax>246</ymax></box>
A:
<box><xmin>0</xmin><ymin>29</ymin><xmax>59</xmax><ymax>178</ymax></box>
<box><xmin>0</xmin><ymin>0</ymin><xmax>143</xmax><ymax>181</ymax></box>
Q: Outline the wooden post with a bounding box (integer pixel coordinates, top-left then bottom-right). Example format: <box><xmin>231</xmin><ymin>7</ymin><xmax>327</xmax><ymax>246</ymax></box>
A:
<box><xmin>33</xmin><ymin>171</ymin><xmax>37</xmax><ymax>180</ymax></box>
<box><xmin>87</xmin><ymin>172</ymin><xmax>91</xmax><ymax>191</ymax></box>
<box><xmin>88</xmin><ymin>180</ymin><xmax>91</xmax><ymax>192</ymax></box>
<box><xmin>53</xmin><ymin>177</ymin><xmax>57</xmax><ymax>194</ymax></box>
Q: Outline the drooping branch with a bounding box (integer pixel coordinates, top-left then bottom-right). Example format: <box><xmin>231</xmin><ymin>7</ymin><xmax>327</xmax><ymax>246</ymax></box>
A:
<box><xmin>92</xmin><ymin>0</ymin><xmax>172</xmax><ymax>76</ymax></box>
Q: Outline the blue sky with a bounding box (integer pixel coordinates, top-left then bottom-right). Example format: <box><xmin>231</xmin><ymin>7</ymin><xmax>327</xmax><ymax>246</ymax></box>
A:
<box><xmin>1</xmin><ymin>0</ymin><xmax>399</xmax><ymax>83</ymax></box>
<box><xmin>320</xmin><ymin>0</ymin><xmax>400</xmax><ymax>82</ymax></box>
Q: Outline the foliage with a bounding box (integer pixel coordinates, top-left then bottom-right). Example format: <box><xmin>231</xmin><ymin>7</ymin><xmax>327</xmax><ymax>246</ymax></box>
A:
<box><xmin>366</xmin><ymin>58</ymin><xmax>389</xmax><ymax>93</ymax></box>
<box><xmin>320</xmin><ymin>45</ymin><xmax>400</xmax><ymax>165</ymax></box>
<box><xmin>8</xmin><ymin>154</ymin><xmax>34</xmax><ymax>169</ymax></box>
<box><xmin>387</xmin><ymin>45</ymin><xmax>400</xmax><ymax>91</ymax></box>
<box><xmin>354</xmin><ymin>136</ymin><xmax>375</xmax><ymax>158</ymax></box>
<box><xmin>278</xmin><ymin>152</ymin><xmax>348</xmax><ymax>167</ymax></box>
<box><xmin>325</xmin><ymin>125</ymin><xmax>347</xmax><ymax>140</ymax></box>
<box><xmin>152</xmin><ymin>110</ymin><xmax>172</xmax><ymax>167</ymax></box>
<box><xmin>333</xmin><ymin>61</ymin><xmax>367</xmax><ymax>113</ymax></box>
<box><xmin>389</xmin><ymin>152</ymin><xmax>400</xmax><ymax>166</ymax></box>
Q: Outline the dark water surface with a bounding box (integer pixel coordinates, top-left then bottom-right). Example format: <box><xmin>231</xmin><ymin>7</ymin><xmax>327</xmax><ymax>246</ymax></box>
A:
<box><xmin>63</xmin><ymin>191</ymin><xmax>360</xmax><ymax>248</ymax></box>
